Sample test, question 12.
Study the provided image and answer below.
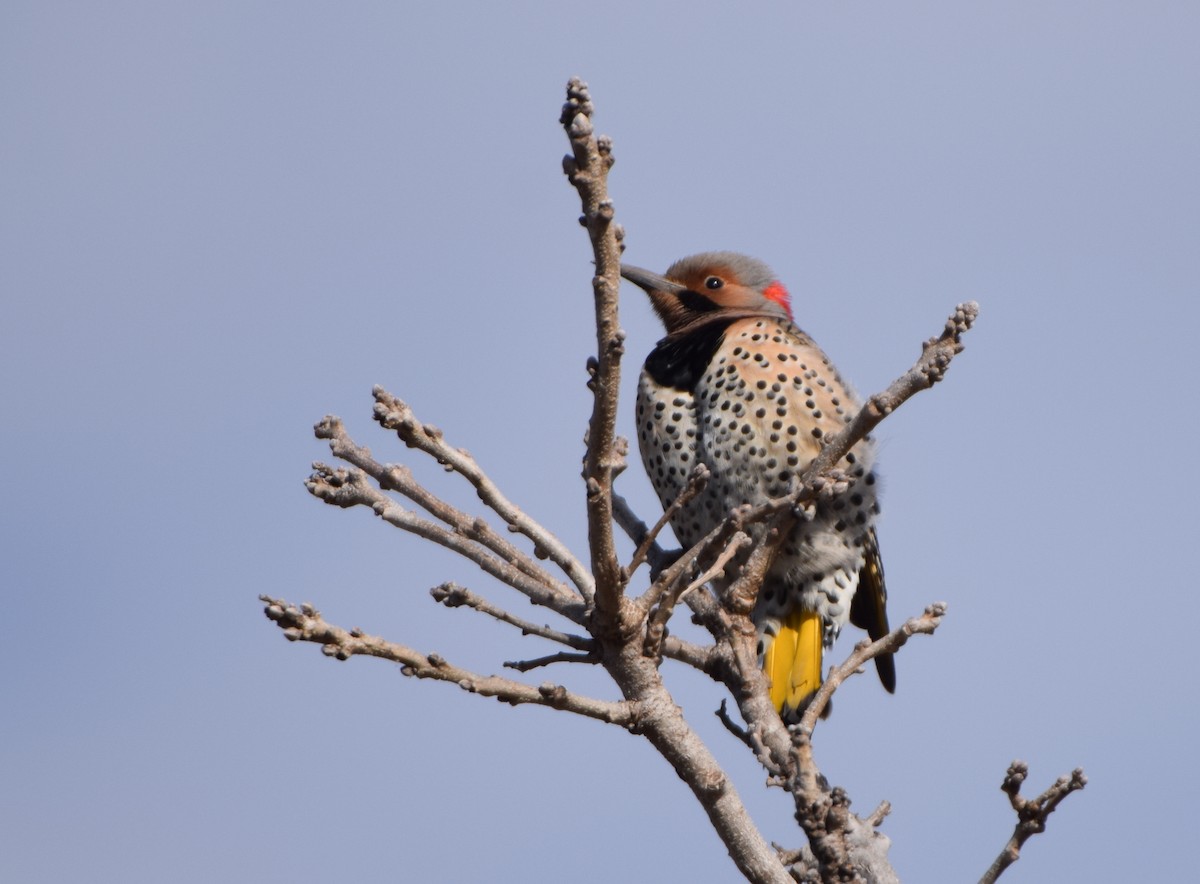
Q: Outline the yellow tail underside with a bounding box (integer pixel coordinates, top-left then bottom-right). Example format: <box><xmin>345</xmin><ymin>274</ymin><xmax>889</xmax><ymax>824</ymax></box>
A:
<box><xmin>764</xmin><ymin>610</ymin><xmax>823</xmax><ymax>714</ymax></box>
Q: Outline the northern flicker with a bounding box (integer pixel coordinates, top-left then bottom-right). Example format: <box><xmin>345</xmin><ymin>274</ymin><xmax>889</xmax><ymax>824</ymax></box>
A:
<box><xmin>623</xmin><ymin>252</ymin><xmax>895</xmax><ymax>720</ymax></box>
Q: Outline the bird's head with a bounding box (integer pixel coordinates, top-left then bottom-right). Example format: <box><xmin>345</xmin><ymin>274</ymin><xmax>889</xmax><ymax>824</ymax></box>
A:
<box><xmin>620</xmin><ymin>251</ymin><xmax>793</xmax><ymax>334</ymax></box>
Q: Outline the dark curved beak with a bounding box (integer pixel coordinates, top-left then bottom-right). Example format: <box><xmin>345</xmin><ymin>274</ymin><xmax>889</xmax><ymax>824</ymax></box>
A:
<box><xmin>620</xmin><ymin>263</ymin><xmax>686</xmax><ymax>295</ymax></box>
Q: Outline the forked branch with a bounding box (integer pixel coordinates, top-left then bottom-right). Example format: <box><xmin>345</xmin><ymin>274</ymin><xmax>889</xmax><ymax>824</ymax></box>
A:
<box><xmin>370</xmin><ymin>389</ymin><xmax>594</xmax><ymax>601</ymax></box>
<box><xmin>799</xmin><ymin>603</ymin><xmax>948</xmax><ymax>732</ymax></box>
<box><xmin>804</xmin><ymin>300</ymin><xmax>978</xmax><ymax>482</ymax></box>
<box><xmin>979</xmin><ymin>762</ymin><xmax>1088</xmax><ymax>883</ymax></box>
<box><xmin>306</xmin><ymin>459</ymin><xmax>583</xmax><ymax>622</ymax></box>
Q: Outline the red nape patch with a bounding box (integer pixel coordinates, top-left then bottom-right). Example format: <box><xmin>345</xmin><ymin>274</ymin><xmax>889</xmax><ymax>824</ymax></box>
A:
<box><xmin>763</xmin><ymin>281</ymin><xmax>793</xmax><ymax>315</ymax></box>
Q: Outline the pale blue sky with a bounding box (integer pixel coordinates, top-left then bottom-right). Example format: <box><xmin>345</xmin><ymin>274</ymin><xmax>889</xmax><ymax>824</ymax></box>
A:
<box><xmin>4</xmin><ymin>3</ymin><xmax>1198</xmax><ymax>881</ymax></box>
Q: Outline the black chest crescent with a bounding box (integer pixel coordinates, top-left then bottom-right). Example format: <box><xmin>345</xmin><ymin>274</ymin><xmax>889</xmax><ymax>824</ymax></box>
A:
<box><xmin>643</xmin><ymin>320</ymin><xmax>733</xmax><ymax>392</ymax></box>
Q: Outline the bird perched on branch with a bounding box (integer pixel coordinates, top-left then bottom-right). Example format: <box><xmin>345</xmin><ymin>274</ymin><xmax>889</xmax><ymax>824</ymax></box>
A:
<box><xmin>622</xmin><ymin>252</ymin><xmax>895</xmax><ymax>720</ymax></box>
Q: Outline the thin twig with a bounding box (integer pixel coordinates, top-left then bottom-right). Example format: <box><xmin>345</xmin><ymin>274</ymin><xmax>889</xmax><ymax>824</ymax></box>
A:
<box><xmin>505</xmin><ymin>651</ymin><xmax>598</xmax><ymax>672</ymax></box>
<box><xmin>307</xmin><ymin>465</ymin><xmax>586</xmax><ymax>623</ymax></box>
<box><xmin>314</xmin><ymin>415</ymin><xmax>577</xmax><ymax>602</ymax></box>
<box><xmin>370</xmin><ymin>388</ymin><xmax>596</xmax><ymax>602</ymax></box>
<box><xmin>798</xmin><ymin>603</ymin><xmax>948</xmax><ymax>734</ymax></box>
<box><xmin>429</xmin><ymin>582</ymin><xmax>593</xmax><ymax>649</ymax></box>
<box><xmin>802</xmin><ymin>300</ymin><xmax>979</xmax><ymax>484</ymax></box>
<box><xmin>612</xmin><ymin>491</ymin><xmax>678</xmax><ymax>579</ymax></box>
<box><xmin>978</xmin><ymin>762</ymin><xmax>1088</xmax><ymax>884</ymax></box>
<box><xmin>261</xmin><ymin>595</ymin><xmax>633</xmax><ymax>725</ymax></box>
<box><xmin>864</xmin><ymin>801</ymin><xmax>892</xmax><ymax>829</ymax></box>
<box><xmin>716</xmin><ymin>699</ymin><xmax>754</xmax><ymax>750</ymax></box>
<box><xmin>624</xmin><ymin>464</ymin><xmax>710</xmax><ymax>582</ymax></box>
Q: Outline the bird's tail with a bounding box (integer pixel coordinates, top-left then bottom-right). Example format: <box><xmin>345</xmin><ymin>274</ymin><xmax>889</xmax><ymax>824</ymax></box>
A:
<box><xmin>763</xmin><ymin>609</ymin><xmax>823</xmax><ymax>719</ymax></box>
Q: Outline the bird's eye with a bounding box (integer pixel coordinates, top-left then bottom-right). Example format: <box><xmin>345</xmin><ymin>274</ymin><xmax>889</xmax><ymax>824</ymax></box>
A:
<box><xmin>705</xmin><ymin>276</ymin><xmax>724</xmax><ymax>290</ymax></box>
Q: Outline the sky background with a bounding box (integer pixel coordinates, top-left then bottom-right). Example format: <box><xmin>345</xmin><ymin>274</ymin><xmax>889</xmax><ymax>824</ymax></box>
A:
<box><xmin>4</xmin><ymin>3</ymin><xmax>1198</xmax><ymax>881</ymax></box>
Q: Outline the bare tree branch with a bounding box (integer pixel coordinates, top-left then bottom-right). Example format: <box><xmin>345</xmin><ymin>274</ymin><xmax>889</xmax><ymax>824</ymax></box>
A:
<box><xmin>429</xmin><ymin>581</ymin><xmax>593</xmax><ymax>650</ymax></box>
<box><xmin>979</xmin><ymin>762</ymin><xmax>1088</xmax><ymax>884</ymax></box>
<box><xmin>659</xmin><ymin>634</ymin><xmax>717</xmax><ymax>673</ymax></box>
<box><xmin>612</xmin><ymin>491</ymin><xmax>677</xmax><ymax>579</ymax></box>
<box><xmin>315</xmin><ymin>413</ymin><xmax>574</xmax><ymax>599</ymax></box>
<box><xmin>370</xmin><ymin>389</ymin><xmax>595</xmax><ymax>602</ymax></box>
<box><xmin>716</xmin><ymin>699</ymin><xmax>754</xmax><ymax>750</ymax></box>
<box><xmin>798</xmin><ymin>603</ymin><xmax>948</xmax><ymax>733</ymax></box>
<box><xmin>624</xmin><ymin>464</ymin><xmax>710</xmax><ymax>583</ymax></box>
<box><xmin>561</xmin><ymin>77</ymin><xmax>626</xmax><ymax>625</ymax></box>
<box><xmin>505</xmin><ymin>650</ymin><xmax>598</xmax><ymax>672</ymax></box>
<box><xmin>599</xmin><ymin>643</ymin><xmax>796</xmax><ymax>884</ymax></box>
<box><xmin>306</xmin><ymin>462</ymin><xmax>585</xmax><ymax>623</ymax></box>
<box><xmin>864</xmin><ymin>801</ymin><xmax>892</xmax><ymax>829</ymax></box>
<box><xmin>801</xmin><ymin>300</ymin><xmax>979</xmax><ymax>485</ymax></box>
<box><xmin>260</xmin><ymin>595</ymin><xmax>632</xmax><ymax>724</ymax></box>
<box><xmin>645</xmin><ymin>531</ymin><xmax>752</xmax><ymax>659</ymax></box>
